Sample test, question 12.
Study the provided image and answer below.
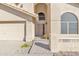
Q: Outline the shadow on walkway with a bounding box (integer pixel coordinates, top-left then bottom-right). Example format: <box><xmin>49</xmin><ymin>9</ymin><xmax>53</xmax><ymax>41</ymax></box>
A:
<box><xmin>35</xmin><ymin>42</ymin><xmax>49</xmax><ymax>50</ymax></box>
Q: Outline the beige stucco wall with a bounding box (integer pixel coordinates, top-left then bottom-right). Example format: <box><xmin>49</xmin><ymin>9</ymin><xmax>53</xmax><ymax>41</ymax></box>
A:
<box><xmin>50</xmin><ymin>3</ymin><xmax>79</xmax><ymax>52</ymax></box>
<box><xmin>0</xmin><ymin>8</ymin><xmax>25</xmax><ymax>21</ymax></box>
<box><xmin>26</xmin><ymin>16</ymin><xmax>35</xmax><ymax>42</ymax></box>
<box><xmin>47</xmin><ymin>4</ymin><xmax>51</xmax><ymax>37</ymax></box>
<box><xmin>9</xmin><ymin>3</ymin><xmax>34</xmax><ymax>14</ymax></box>
<box><xmin>0</xmin><ymin>4</ymin><xmax>35</xmax><ymax>42</ymax></box>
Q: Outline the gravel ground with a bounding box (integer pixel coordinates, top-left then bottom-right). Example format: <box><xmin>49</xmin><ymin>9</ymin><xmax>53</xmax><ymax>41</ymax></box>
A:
<box><xmin>0</xmin><ymin>40</ymin><xmax>31</xmax><ymax>56</ymax></box>
<box><xmin>0</xmin><ymin>39</ymin><xmax>78</xmax><ymax>56</ymax></box>
<box><xmin>0</xmin><ymin>39</ymin><xmax>53</xmax><ymax>56</ymax></box>
<box><xmin>0</xmin><ymin>39</ymin><xmax>77</xmax><ymax>56</ymax></box>
<box><xmin>53</xmin><ymin>52</ymin><xmax>79</xmax><ymax>56</ymax></box>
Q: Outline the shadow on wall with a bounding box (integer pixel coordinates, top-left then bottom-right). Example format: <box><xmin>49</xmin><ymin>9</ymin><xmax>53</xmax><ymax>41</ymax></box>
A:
<box><xmin>68</xmin><ymin>3</ymin><xmax>79</xmax><ymax>8</ymax></box>
<box><xmin>35</xmin><ymin>42</ymin><xmax>49</xmax><ymax>50</ymax></box>
<box><xmin>0</xmin><ymin>4</ymin><xmax>32</xmax><ymax>22</ymax></box>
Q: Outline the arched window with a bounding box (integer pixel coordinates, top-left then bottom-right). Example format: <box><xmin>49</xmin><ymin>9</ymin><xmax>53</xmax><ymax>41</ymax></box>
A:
<box><xmin>38</xmin><ymin>13</ymin><xmax>45</xmax><ymax>20</ymax></box>
<box><xmin>61</xmin><ymin>12</ymin><xmax>78</xmax><ymax>34</ymax></box>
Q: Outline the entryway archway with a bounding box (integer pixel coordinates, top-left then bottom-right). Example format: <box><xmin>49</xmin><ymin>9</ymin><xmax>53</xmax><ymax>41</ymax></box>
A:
<box><xmin>34</xmin><ymin>3</ymin><xmax>47</xmax><ymax>37</ymax></box>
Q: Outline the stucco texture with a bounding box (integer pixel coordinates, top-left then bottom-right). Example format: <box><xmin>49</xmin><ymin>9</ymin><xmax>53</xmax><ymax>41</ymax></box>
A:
<box><xmin>50</xmin><ymin>3</ymin><xmax>79</xmax><ymax>52</ymax></box>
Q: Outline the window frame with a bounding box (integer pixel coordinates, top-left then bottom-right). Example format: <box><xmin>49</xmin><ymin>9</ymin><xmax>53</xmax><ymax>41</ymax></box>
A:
<box><xmin>38</xmin><ymin>12</ymin><xmax>45</xmax><ymax>21</ymax></box>
<box><xmin>61</xmin><ymin>12</ymin><xmax>78</xmax><ymax>34</ymax></box>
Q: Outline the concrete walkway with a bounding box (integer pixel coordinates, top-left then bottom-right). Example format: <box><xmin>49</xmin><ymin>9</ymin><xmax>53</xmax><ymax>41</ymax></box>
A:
<box><xmin>27</xmin><ymin>37</ymin><xmax>53</xmax><ymax>56</ymax></box>
<box><xmin>0</xmin><ymin>38</ymin><xmax>53</xmax><ymax>56</ymax></box>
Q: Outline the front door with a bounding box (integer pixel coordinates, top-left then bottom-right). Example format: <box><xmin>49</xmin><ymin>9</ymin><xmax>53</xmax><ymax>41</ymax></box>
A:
<box><xmin>35</xmin><ymin>24</ymin><xmax>45</xmax><ymax>37</ymax></box>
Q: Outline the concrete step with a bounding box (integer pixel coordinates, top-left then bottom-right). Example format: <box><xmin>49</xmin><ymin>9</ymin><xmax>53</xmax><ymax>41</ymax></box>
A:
<box><xmin>29</xmin><ymin>39</ymin><xmax>53</xmax><ymax>55</ymax></box>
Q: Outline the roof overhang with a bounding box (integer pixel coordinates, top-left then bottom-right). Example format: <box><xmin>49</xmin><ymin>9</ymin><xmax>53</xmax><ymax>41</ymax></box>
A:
<box><xmin>1</xmin><ymin>3</ymin><xmax>38</xmax><ymax>19</ymax></box>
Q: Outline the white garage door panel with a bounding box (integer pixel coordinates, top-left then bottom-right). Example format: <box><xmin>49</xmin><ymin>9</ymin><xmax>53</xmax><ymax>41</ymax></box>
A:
<box><xmin>0</xmin><ymin>23</ymin><xmax>24</xmax><ymax>40</ymax></box>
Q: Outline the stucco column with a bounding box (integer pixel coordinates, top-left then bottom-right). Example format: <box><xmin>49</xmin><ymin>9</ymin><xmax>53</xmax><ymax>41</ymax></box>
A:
<box><xmin>78</xmin><ymin>20</ymin><xmax>79</xmax><ymax>34</ymax></box>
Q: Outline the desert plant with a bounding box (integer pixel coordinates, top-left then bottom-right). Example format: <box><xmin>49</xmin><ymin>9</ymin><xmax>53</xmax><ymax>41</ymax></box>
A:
<box><xmin>21</xmin><ymin>43</ymin><xmax>30</xmax><ymax>48</ymax></box>
<box><xmin>42</xmin><ymin>34</ymin><xmax>49</xmax><ymax>39</ymax></box>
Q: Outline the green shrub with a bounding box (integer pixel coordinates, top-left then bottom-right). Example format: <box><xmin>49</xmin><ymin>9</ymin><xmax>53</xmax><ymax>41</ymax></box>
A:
<box><xmin>21</xmin><ymin>43</ymin><xmax>30</xmax><ymax>48</ymax></box>
<box><xmin>42</xmin><ymin>34</ymin><xmax>49</xmax><ymax>39</ymax></box>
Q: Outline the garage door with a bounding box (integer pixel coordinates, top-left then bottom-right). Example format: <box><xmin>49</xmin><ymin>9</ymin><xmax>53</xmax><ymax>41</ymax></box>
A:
<box><xmin>0</xmin><ymin>21</ymin><xmax>25</xmax><ymax>41</ymax></box>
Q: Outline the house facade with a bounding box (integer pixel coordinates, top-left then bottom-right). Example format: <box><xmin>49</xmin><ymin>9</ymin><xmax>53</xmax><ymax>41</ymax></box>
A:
<box><xmin>0</xmin><ymin>3</ymin><xmax>79</xmax><ymax>53</ymax></box>
<box><xmin>50</xmin><ymin>3</ymin><xmax>79</xmax><ymax>53</ymax></box>
<box><xmin>34</xmin><ymin>3</ymin><xmax>79</xmax><ymax>53</ymax></box>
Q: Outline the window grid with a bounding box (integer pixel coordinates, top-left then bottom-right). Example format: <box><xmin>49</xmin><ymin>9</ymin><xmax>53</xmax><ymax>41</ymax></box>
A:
<box><xmin>61</xmin><ymin>21</ymin><xmax>78</xmax><ymax>34</ymax></box>
<box><xmin>61</xmin><ymin>12</ymin><xmax>78</xmax><ymax>34</ymax></box>
<box><xmin>38</xmin><ymin>13</ymin><xmax>45</xmax><ymax>20</ymax></box>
